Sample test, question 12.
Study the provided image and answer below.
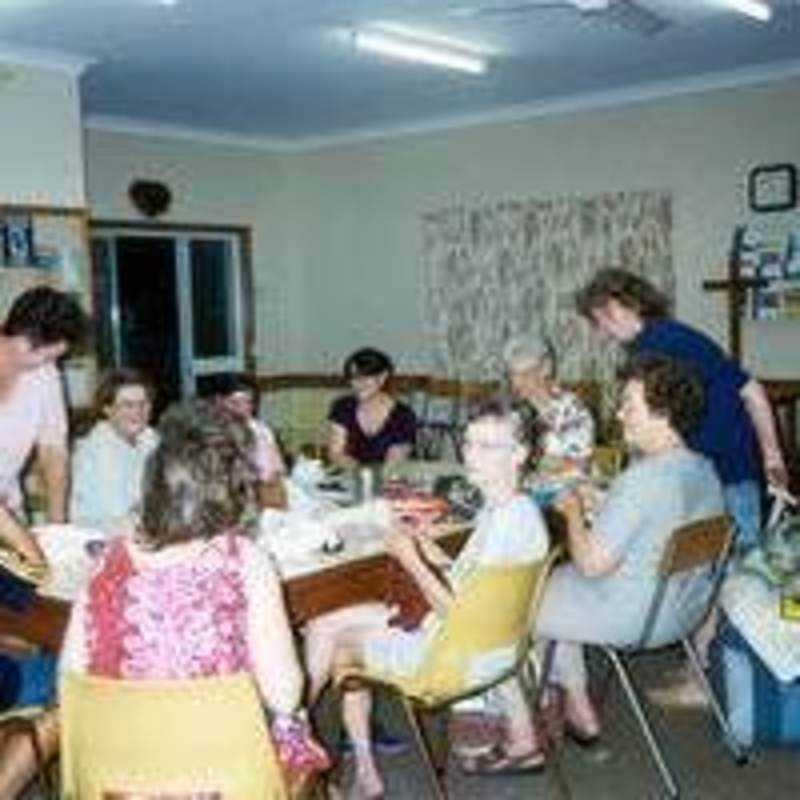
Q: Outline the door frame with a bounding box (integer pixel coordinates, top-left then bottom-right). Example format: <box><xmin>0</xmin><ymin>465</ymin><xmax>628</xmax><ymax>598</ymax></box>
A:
<box><xmin>90</xmin><ymin>220</ymin><xmax>255</xmax><ymax>396</ymax></box>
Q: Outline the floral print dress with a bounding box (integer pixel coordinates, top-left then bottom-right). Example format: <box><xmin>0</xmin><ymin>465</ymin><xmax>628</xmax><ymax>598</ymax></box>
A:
<box><xmin>84</xmin><ymin>534</ymin><xmax>250</xmax><ymax>680</ymax></box>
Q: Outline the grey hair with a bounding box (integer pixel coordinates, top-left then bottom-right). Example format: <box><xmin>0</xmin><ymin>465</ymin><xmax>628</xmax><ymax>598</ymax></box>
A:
<box><xmin>502</xmin><ymin>334</ymin><xmax>557</xmax><ymax>377</ymax></box>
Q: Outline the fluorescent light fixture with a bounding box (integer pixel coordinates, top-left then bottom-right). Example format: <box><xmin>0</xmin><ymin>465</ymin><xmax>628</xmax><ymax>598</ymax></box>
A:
<box><xmin>353</xmin><ymin>29</ymin><xmax>487</xmax><ymax>74</ymax></box>
<box><xmin>724</xmin><ymin>0</ymin><xmax>772</xmax><ymax>22</ymax></box>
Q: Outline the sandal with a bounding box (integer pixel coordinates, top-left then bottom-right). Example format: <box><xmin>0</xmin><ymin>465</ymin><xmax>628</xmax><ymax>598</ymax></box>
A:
<box><xmin>459</xmin><ymin>745</ymin><xmax>546</xmax><ymax>776</ymax></box>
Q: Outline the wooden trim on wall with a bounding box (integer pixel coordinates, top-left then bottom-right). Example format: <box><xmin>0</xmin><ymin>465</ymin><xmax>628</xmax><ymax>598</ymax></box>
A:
<box><xmin>256</xmin><ymin>372</ymin><xmax>439</xmax><ymax>393</ymax></box>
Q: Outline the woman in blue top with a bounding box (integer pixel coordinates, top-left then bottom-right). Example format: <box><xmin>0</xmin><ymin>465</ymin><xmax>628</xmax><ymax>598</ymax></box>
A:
<box><xmin>576</xmin><ymin>268</ymin><xmax>787</xmax><ymax>551</ymax></box>
<box><xmin>327</xmin><ymin>348</ymin><xmax>416</xmax><ymax>469</ymax></box>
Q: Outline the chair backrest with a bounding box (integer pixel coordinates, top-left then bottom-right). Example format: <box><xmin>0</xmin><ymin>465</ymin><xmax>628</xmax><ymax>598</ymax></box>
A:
<box><xmin>658</xmin><ymin>514</ymin><xmax>732</xmax><ymax>576</ymax></box>
<box><xmin>399</xmin><ymin>546</ymin><xmax>560</xmax><ymax>704</ymax></box>
<box><xmin>60</xmin><ymin>671</ymin><xmax>287</xmax><ymax>800</ymax></box>
<box><xmin>636</xmin><ymin>514</ymin><xmax>733</xmax><ymax>649</ymax></box>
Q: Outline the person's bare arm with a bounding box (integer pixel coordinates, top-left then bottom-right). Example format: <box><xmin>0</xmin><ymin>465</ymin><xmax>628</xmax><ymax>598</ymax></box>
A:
<box><xmin>740</xmin><ymin>378</ymin><xmax>788</xmax><ymax>488</ymax></box>
<box><xmin>386</xmin><ymin>530</ymin><xmax>453</xmax><ymax>616</ymax></box>
<box><xmin>553</xmin><ymin>491</ymin><xmax>619</xmax><ymax>578</ymax></box>
<box><xmin>327</xmin><ymin>422</ymin><xmax>358</xmax><ymax>470</ymax></box>
<box><xmin>36</xmin><ymin>444</ymin><xmax>69</xmax><ymax>523</ymax></box>
<box><xmin>244</xmin><ymin>544</ymin><xmax>304</xmax><ymax>715</ymax></box>
<box><xmin>0</xmin><ymin>504</ymin><xmax>46</xmax><ymax>566</ymax></box>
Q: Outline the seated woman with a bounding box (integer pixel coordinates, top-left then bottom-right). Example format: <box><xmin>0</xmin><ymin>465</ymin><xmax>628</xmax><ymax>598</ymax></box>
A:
<box><xmin>503</xmin><ymin>334</ymin><xmax>595</xmax><ymax>474</ymax></box>
<box><xmin>207</xmin><ymin>372</ymin><xmax>288</xmax><ymax>509</ymax></box>
<box><xmin>305</xmin><ymin>398</ymin><xmax>549</xmax><ymax>798</ymax></box>
<box><xmin>499</xmin><ymin>353</ymin><xmax>725</xmax><ymax>754</ymax></box>
<box><xmin>69</xmin><ymin>368</ymin><xmax>159</xmax><ymax>532</ymax></box>
<box><xmin>58</xmin><ymin>400</ymin><xmax>310</xmax><ymax>791</ymax></box>
<box><xmin>327</xmin><ymin>348</ymin><xmax>416</xmax><ymax>470</ymax></box>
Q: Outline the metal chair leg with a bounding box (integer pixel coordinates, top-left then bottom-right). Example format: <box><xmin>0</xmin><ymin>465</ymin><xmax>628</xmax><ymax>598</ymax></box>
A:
<box><xmin>681</xmin><ymin>637</ymin><xmax>749</xmax><ymax>764</ymax></box>
<box><xmin>398</xmin><ymin>694</ymin><xmax>447</xmax><ymax>800</ymax></box>
<box><xmin>519</xmin><ymin>656</ymin><xmax>572</xmax><ymax>800</ymax></box>
<box><xmin>602</xmin><ymin>647</ymin><xmax>680</xmax><ymax>799</ymax></box>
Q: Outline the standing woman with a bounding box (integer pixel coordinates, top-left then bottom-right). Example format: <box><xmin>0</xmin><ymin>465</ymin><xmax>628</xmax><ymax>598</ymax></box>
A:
<box><xmin>70</xmin><ymin>368</ymin><xmax>159</xmax><ymax>532</ymax></box>
<box><xmin>576</xmin><ymin>268</ymin><xmax>787</xmax><ymax>551</ymax></box>
<box><xmin>327</xmin><ymin>348</ymin><xmax>416</xmax><ymax>470</ymax></box>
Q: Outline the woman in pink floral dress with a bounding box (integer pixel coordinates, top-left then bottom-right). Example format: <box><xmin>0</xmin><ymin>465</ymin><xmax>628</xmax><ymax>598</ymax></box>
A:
<box><xmin>59</xmin><ymin>400</ymin><xmax>326</xmax><ymax>790</ymax></box>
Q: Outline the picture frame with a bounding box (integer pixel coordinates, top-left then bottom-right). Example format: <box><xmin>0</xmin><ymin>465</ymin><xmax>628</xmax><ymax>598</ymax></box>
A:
<box><xmin>748</xmin><ymin>163</ymin><xmax>797</xmax><ymax>213</ymax></box>
<box><xmin>2</xmin><ymin>212</ymin><xmax>34</xmax><ymax>266</ymax></box>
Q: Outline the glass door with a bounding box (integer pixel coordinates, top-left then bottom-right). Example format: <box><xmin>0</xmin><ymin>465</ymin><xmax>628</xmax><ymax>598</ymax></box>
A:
<box><xmin>91</xmin><ymin>228</ymin><xmax>245</xmax><ymax>405</ymax></box>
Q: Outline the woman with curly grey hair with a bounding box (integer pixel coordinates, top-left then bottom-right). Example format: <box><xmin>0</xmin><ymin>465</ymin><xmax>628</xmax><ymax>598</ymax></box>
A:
<box><xmin>503</xmin><ymin>334</ymin><xmax>595</xmax><ymax>473</ymax></box>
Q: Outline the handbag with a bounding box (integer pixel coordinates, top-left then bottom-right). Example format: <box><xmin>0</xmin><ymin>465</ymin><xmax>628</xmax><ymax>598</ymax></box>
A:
<box><xmin>271</xmin><ymin>712</ymin><xmax>331</xmax><ymax>800</ymax></box>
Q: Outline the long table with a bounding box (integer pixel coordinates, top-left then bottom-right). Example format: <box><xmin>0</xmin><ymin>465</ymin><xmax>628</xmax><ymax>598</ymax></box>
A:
<box><xmin>0</xmin><ymin>528</ymin><xmax>468</xmax><ymax>653</ymax></box>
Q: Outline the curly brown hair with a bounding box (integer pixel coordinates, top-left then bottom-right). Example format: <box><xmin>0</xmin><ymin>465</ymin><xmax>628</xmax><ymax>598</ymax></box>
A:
<box><xmin>619</xmin><ymin>353</ymin><xmax>705</xmax><ymax>438</ymax></box>
<box><xmin>139</xmin><ymin>400</ymin><xmax>257</xmax><ymax>550</ymax></box>
<box><xmin>575</xmin><ymin>268</ymin><xmax>670</xmax><ymax>321</ymax></box>
<box><xmin>92</xmin><ymin>368</ymin><xmax>154</xmax><ymax>421</ymax></box>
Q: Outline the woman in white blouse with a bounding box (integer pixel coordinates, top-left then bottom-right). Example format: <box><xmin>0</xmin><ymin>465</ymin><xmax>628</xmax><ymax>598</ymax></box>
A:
<box><xmin>69</xmin><ymin>368</ymin><xmax>159</xmax><ymax>533</ymax></box>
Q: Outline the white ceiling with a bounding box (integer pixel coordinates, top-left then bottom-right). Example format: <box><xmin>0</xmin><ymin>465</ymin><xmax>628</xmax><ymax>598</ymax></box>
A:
<box><xmin>1</xmin><ymin>0</ymin><xmax>799</xmax><ymax>150</ymax></box>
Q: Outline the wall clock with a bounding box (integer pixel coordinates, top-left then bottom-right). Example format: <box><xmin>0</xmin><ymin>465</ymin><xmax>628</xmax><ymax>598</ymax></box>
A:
<box><xmin>748</xmin><ymin>163</ymin><xmax>797</xmax><ymax>213</ymax></box>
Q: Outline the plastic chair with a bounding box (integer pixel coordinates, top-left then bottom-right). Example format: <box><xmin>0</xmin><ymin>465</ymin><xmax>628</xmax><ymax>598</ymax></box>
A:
<box><xmin>60</xmin><ymin>671</ymin><xmax>289</xmax><ymax>800</ymax></box>
<box><xmin>593</xmin><ymin>514</ymin><xmax>747</xmax><ymax>799</ymax></box>
<box><xmin>335</xmin><ymin>546</ymin><xmax>567</xmax><ymax>800</ymax></box>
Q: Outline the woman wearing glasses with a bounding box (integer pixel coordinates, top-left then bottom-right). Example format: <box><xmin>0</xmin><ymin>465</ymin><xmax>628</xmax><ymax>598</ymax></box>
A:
<box><xmin>69</xmin><ymin>368</ymin><xmax>159</xmax><ymax>532</ymax></box>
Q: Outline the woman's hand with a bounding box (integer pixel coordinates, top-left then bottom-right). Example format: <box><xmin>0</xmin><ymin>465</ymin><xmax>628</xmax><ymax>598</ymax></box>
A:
<box><xmin>553</xmin><ymin>489</ymin><xmax>584</xmax><ymax>520</ymax></box>
<box><xmin>0</xmin><ymin>504</ymin><xmax>48</xmax><ymax>568</ymax></box>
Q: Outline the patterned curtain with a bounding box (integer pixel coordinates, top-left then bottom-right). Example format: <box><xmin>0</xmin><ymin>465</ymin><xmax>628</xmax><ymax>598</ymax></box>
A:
<box><xmin>420</xmin><ymin>190</ymin><xmax>673</xmax><ymax>424</ymax></box>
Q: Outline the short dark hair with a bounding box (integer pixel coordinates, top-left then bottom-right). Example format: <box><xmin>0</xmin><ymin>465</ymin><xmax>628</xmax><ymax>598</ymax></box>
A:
<box><xmin>139</xmin><ymin>400</ymin><xmax>257</xmax><ymax>550</ymax></box>
<box><xmin>343</xmin><ymin>348</ymin><xmax>394</xmax><ymax>380</ymax></box>
<box><xmin>201</xmin><ymin>372</ymin><xmax>259</xmax><ymax>403</ymax></box>
<box><xmin>93</xmin><ymin>368</ymin><xmax>154</xmax><ymax>420</ymax></box>
<box><xmin>467</xmin><ymin>394</ymin><xmax>541</xmax><ymax>451</ymax></box>
<box><xmin>575</xmin><ymin>269</ymin><xmax>670</xmax><ymax>321</ymax></box>
<box><xmin>619</xmin><ymin>353</ymin><xmax>705</xmax><ymax>438</ymax></box>
<box><xmin>3</xmin><ymin>287</ymin><xmax>88</xmax><ymax>349</ymax></box>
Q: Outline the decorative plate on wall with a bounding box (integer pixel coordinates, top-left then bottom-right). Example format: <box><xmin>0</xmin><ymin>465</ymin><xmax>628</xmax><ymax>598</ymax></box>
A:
<box><xmin>128</xmin><ymin>180</ymin><xmax>172</xmax><ymax>218</ymax></box>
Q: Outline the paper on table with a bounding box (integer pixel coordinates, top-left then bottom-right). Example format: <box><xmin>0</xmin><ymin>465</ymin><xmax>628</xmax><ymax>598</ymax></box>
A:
<box><xmin>33</xmin><ymin>524</ymin><xmax>104</xmax><ymax>601</ymax></box>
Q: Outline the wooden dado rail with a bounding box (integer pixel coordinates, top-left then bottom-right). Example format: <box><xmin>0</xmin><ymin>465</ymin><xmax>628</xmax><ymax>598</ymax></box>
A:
<box><xmin>255</xmin><ymin>372</ymin><xmax>601</xmax><ymax>407</ymax></box>
<box><xmin>254</xmin><ymin>373</ymin><xmax>799</xmax><ymax>480</ymax></box>
<box><xmin>256</xmin><ymin>372</ymin><xmax>499</xmax><ymax>398</ymax></box>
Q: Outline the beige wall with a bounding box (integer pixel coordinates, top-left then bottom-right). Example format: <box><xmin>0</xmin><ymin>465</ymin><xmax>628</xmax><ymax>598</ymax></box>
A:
<box><xmin>0</xmin><ymin>62</ymin><xmax>85</xmax><ymax>207</ymax></box>
<box><xmin>84</xmin><ymin>76</ymin><xmax>800</xmax><ymax>382</ymax></box>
